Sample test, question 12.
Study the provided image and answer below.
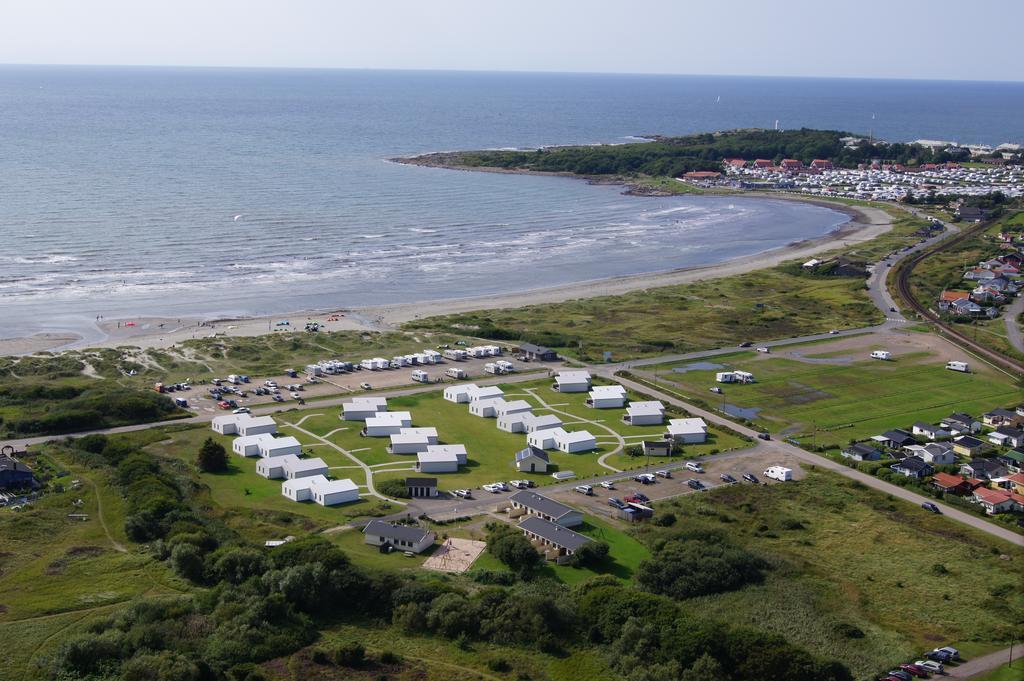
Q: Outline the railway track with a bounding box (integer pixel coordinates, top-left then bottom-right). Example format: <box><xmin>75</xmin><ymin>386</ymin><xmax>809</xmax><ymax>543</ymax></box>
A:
<box><xmin>894</xmin><ymin>217</ymin><xmax>1024</xmax><ymax>378</ymax></box>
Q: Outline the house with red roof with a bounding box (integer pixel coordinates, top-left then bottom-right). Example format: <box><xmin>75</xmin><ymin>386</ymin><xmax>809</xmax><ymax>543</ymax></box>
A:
<box><xmin>779</xmin><ymin>159</ymin><xmax>802</xmax><ymax>171</ymax></box>
<box><xmin>809</xmin><ymin>159</ymin><xmax>834</xmax><ymax>170</ymax></box>
<box><xmin>930</xmin><ymin>472</ymin><xmax>971</xmax><ymax>495</ymax></box>
<box><xmin>753</xmin><ymin>159</ymin><xmax>773</xmax><ymax>169</ymax></box>
<box><xmin>972</xmin><ymin>487</ymin><xmax>1024</xmax><ymax>514</ymax></box>
<box><xmin>682</xmin><ymin>171</ymin><xmax>722</xmax><ymax>181</ymax></box>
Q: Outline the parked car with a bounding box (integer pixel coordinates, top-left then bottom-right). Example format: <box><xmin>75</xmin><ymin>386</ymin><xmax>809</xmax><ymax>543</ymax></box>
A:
<box><xmin>629</xmin><ymin>492</ymin><xmax>650</xmax><ymax>503</ymax></box>
<box><xmin>272</xmin><ymin>395</ymin><xmax>284</xmax><ymax>402</ymax></box>
<box><xmin>360</xmin><ymin>382</ymin><xmax>372</xmax><ymax>390</ymax></box>
<box><xmin>925</xmin><ymin>649</ymin><xmax>953</xmax><ymax>663</ymax></box>
<box><xmin>264</xmin><ymin>380</ymin><xmax>277</xmax><ymax>388</ymax></box>
<box><xmin>720</xmin><ymin>473</ymin><xmax>737</xmax><ymax>484</ymax></box>
<box><xmin>898</xmin><ymin>664</ymin><xmax>928</xmax><ymax>678</ymax></box>
<box><xmin>885</xmin><ymin>671</ymin><xmax>912</xmax><ymax>681</ymax></box>
<box><xmin>232</xmin><ymin>407</ymin><xmax>250</xmax><ymax>415</ymax></box>
<box><xmin>452</xmin><ymin>489</ymin><xmax>472</xmax><ymax>499</ymax></box>
<box><xmin>574</xmin><ymin>485</ymin><xmax>594</xmax><ymax>496</ymax></box>
<box><xmin>921</xmin><ymin>502</ymin><xmax>941</xmax><ymax>514</ymax></box>
<box><xmin>914</xmin><ymin>660</ymin><xmax>943</xmax><ymax>674</ymax></box>
<box><xmin>901</xmin><ymin>659</ymin><xmax>933</xmax><ymax>675</ymax></box>
<box><xmin>482</xmin><ymin>483</ymin><xmax>502</xmax><ymax>494</ymax></box>
<box><xmin>742</xmin><ymin>473</ymin><xmax>759</xmax><ymax>484</ymax></box>
<box><xmin>600</xmin><ymin>480</ymin><xmax>615</xmax><ymax>490</ymax></box>
<box><xmin>655</xmin><ymin>470</ymin><xmax>671</xmax><ymax>479</ymax></box>
<box><xmin>217</xmin><ymin>401</ymin><xmax>232</xmax><ymax>410</ymax></box>
<box><xmin>633</xmin><ymin>473</ymin><xmax>656</xmax><ymax>484</ymax></box>
<box><xmin>687</xmin><ymin>479</ymin><xmax>705</xmax><ymax>490</ymax></box>
<box><xmin>509</xmin><ymin>480</ymin><xmax>530</xmax><ymax>489</ymax></box>
<box><xmin>685</xmin><ymin>462</ymin><xmax>703</xmax><ymax>473</ymax></box>
<box><xmin>934</xmin><ymin>646</ymin><xmax>959</xmax><ymax>660</ymax></box>
<box><xmin>739</xmin><ymin>341</ymin><xmax>753</xmax><ymax>348</ymax></box>
<box><xmin>608</xmin><ymin>497</ymin><xmax>626</xmax><ymax>509</ymax></box>
<box><xmin>289</xmin><ymin>392</ymin><xmax>301</xmax><ymax>400</ymax></box>
<box><xmin>757</xmin><ymin>432</ymin><xmax>771</xmax><ymax>440</ymax></box>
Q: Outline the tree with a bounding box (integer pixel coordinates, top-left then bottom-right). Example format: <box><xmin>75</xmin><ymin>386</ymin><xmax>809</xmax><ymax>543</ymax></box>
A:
<box><xmin>196</xmin><ymin>437</ymin><xmax>228</xmax><ymax>473</ymax></box>
<box><xmin>488</xmin><ymin>531</ymin><xmax>543</xmax><ymax>578</ymax></box>
<box><xmin>568</xmin><ymin>540</ymin><xmax>609</xmax><ymax>568</ymax></box>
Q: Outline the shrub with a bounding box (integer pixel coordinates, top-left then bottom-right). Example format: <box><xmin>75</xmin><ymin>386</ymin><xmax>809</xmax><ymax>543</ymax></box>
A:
<box><xmin>332</xmin><ymin>642</ymin><xmax>365</xmax><ymax>667</ymax></box>
<box><xmin>376</xmin><ymin>478</ymin><xmax>411</xmax><ymax>499</ymax></box>
<box><xmin>196</xmin><ymin>437</ymin><xmax>228</xmax><ymax>473</ymax></box>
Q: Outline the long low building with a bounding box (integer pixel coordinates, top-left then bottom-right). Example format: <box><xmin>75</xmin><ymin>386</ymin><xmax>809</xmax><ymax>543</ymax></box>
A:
<box><xmin>509</xmin><ymin>490</ymin><xmax>583</xmax><ymax>527</ymax></box>
<box><xmin>363</xmin><ymin>411</ymin><xmax>413</xmax><ymax>436</ymax></box>
<box><xmin>232</xmin><ymin>433</ymin><xmax>274</xmax><ymax>457</ymax></box>
<box><xmin>624</xmin><ymin>401</ymin><xmax>665</xmax><ymax>426</ymax></box>
<box><xmin>363</xmin><ymin>520</ymin><xmax>436</xmax><ymax>553</ymax></box>
<box><xmin>283</xmin><ymin>456</ymin><xmax>328</xmax><ymax>479</ymax></box>
<box><xmin>666</xmin><ymin>417</ymin><xmax>708</xmax><ymax>443</ymax></box>
<box><xmin>282</xmin><ymin>475</ymin><xmax>360</xmax><ymax>505</ymax></box>
<box><xmin>211</xmin><ymin>413</ymin><xmax>278</xmax><ymax>437</ymax></box>
<box><xmin>416</xmin><ymin>449</ymin><xmax>460</xmax><ymax>473</ymax></box>
<box><xmin>258</xmin><ymin>435</ymin><xmax>303</xmax><ymax>458</ymax></box>
<box><xmin>522</xmin><ymin>413</ymin><xmax>563</xmax><ymax>433</ymax></box>
<box><xmin>257</xmin><ymin>454</ymin><xmax>300</xmax><ymax>479</ymax></box>
<box><xmin>388</xmin><ymin>427</ymin><xmax>439</xmax><ymax>454</ymax></box>
<box><xmin>424</xmin><ymin>444</ymin><xmax>467</xmax><ymax>464</ymax></box>
<box><xmin>554</xmin><ymin>429</ymin><xmax>596</xmax><ymax>453</ymax></box>
<box><xmin>587</xmin><ymin>384</ymin><xmax>627</xmax><ymax>409</ymax></box>
<box><xmin>342</xmin><ymin>396</ymin><xmax>388</xmax><ymax>421</ymax></box>
<box><xmin>553</xmin><ymin>370</ymin><xmax>591</xmax><ymax>393</ymax></box>
<box><xmin>518</xmin><ymin>516</ymin><xmax>591</xmax><ymax>556</ymax></box>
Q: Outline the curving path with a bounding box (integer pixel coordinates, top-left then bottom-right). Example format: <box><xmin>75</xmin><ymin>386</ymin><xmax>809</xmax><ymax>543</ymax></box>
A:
<box><xmin>1003</xmin><ymin>294</ymin><xmax>1024</xmax><ymax>354</ymax></box>
<box><xmin>524</xmin><ymin>387</ymin><xmax>624</xmax><ymax>472</ymax></box>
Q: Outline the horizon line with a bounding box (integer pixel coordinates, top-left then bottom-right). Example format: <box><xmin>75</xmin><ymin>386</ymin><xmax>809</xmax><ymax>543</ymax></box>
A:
<box><xmin>1</xmin><ymin>61</ymin><xmax>1022</xmax><ymax>85</ymax></box>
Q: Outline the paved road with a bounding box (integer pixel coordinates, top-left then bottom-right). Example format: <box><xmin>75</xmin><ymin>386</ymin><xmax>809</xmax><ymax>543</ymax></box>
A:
<box><xmin>947</xmin><ymin>646</ymin><xmax>1022</xmax><ymax>678</ymax></box>
<box><xmin>1003</xmin><ymin>294</ymin><xmax>1024</xmax><ymax>354</ymax></box>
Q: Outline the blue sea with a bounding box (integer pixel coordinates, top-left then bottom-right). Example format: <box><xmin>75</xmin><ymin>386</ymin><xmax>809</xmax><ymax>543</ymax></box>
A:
<box><xmin>1</xmin><ymin>66</ymin><xmax>1022</xmax><ymax>340</ymax></box>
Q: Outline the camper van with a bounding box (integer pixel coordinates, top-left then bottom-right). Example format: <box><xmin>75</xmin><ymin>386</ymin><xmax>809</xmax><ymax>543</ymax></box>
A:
<box><xmin>763</xmin><ymin>466</ymin><xmax>793</xmax><ymax>482</ymax></box>
<box><xmin>445</xmin><ymin>367</ymin><xmax>468</xmax><ymax>380</ymax></box>
<box><xmin>870</xmin><ymin>350</ymin><xmax>891</xmax><ymax>361</ymax></box>
<box><xmin>946</xmin><ymin>360</ymin><xmax>969</xmax><ymax>373</ymax></box>
<box><xmin>411</xmin><ymin>369</ymin><xmax>430</xmax><ymax>383</ymax></box>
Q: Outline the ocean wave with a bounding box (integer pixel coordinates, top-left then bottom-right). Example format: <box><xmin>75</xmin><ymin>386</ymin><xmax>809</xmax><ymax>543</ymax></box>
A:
<box><xmin>409</xmin><ymin>227</ymin><xmax>437</xmax><ymax>233</ymax></box>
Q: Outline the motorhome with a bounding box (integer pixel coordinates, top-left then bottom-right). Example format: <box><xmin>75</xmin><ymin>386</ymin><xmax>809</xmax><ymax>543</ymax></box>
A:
<box><xmin>870</xmin><ymin>350</ymin><xmax>892</xmax><ymax>360</ymax></box>
<box><xmin>946</xmin><ymin>360</ymin><xmax>969</xmax><ymax>373</ymax></box>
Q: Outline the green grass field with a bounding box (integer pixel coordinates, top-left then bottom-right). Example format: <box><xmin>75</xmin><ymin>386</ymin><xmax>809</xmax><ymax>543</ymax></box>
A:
<box><xmin>647</xmin><ymin>346</ymin><xmax>1020</xmax><ymax>442</ymax></box>
<box><xmin>649</xmin><ymin>470</ymin><xmax>1024</xmax><ymax>681</ymax></box>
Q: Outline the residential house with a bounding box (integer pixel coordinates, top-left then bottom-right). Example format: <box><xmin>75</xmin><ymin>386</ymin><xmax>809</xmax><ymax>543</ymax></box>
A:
<box><xmin>553</xmin><ymin>370</ymin><xmax>592</xmax><ymax>393</ymax></box>
<box><xmin>289</xmin><ymin>475</ymin><xmax>358</xmax><ymax>505</ymax></box>
<box><xmin>911</xmin><ymin>422</ymin><xmax>950</xmax><ymax>441</ymax></box>
<box><xmin>443</xmin><ymin>384</ymin><xmax>477</xmax><ymax>404</ymax></box>
<box><xmin>952</xmin><ymin>436</ymin><xmax>990</xmax><ymax>458</ymax></box>
<box><xmin>283</xmin><ymin>457</ymin><xmax>328</xmax><ymax>480</ymax></box>
<box><xmin>232</xmin><ymin>433</ymin><xmax>274</xmax><ymax>457</ymax></box>
<box><xmin>555</xmin><ymin>429</ymin><xmax>597</xmax><ymax>453</ymax></box>
<box><xmin>911</xmin><ymin>441</ymin><xmax>956</xmax><ymax>466</ymax></box>
<box><xmin>930</xmin><ymin>472</ymin><xmax>972</xmax><ymax>495</ymax></box>
<box><xmin>497</xmin><ymin>412</ymin><xmax>531</xmax><ymax>433</ymax></box>
<box><xmin>516</xmin><ymin>343</ymin><xmax>558</xmax><ymax>361</ymax></box>
<box><xmin>514</xmin><ymin>446</ymin><xmax>550</xmax><ymax>473</ymax></box>
<box><xmin>256</xmin><ymin>454</ymin><xmax>300</xmax><ymax>480</ymax></box>
<box><xmin>879</xmin><ymin>429</ymin><xmax>917</xmax><ymax>449</ymax></box>
<box><xmin>972</xmin><ymin>487</ymin><xmax>1022</xmax><ymax>515</ymax></box>
<box><xmin>841</xmin><ymin>443</ymin><xmax>884</xmax><ymax>462</ymax></box>
<box><xmin>415</xmin><ymin>449</ymin><xmax>460</xmax><ymax>474</ymax></box>
<box><xmin>949</xmin><ymin>299</ymin><xmax>983</xmax><ymax>317</ymax></box>
<box><xmin>518</xmin><ymin>516</ymin><xmax>591</xmax><ymax>557</ymax></box>
<box><xmin>406</xmin><ymin>477</ymin><xmax>438</xmax><ymax>498</ymax></box>
<box><xmin>586</xmin><ymin>384</ymin><xmax>628</xmax><ymax>409</ymax></box>
<box><xmin>528</xmin><ymin>427</ymin><xmax>563</xmax><ymax>450</ymax></box>
<box><xmin>237</xmin><ymin>416</ymin><xmax>278</xmax><ymax>438</ymax></box>
<box><xmin>983</xmin><ymin>408</ymin><xmax>1024</xmax><ymax>428</ymax></box>
<box><xmin>363</xmin><ymin>520</ymin><xmax>436</xmax><ymax>554</ymax></box>
<box><xmin>996</xmin><ymin>449</ymin><xmax>1024</xmax><ymax>473</ymax></box>
<box><xmin>521</xmin><ymin>413</ymin><xmax>563</xmax><ymax>433</ymax></box>
<box><xmin>890</xmin><ymin>456</ymin><xmax>933</xmax><ymax>479</ymax></box>
<box><xmin>960</xmin><ymin>458</ymin><xmax>1008</xmax><ymax>480</ymax></box>
<box><xmin>623</xmin><ymin>401</ymin><xmax>665</xmax><ymax>426</ymax></box>
<box><xmin>342</xmin><ymin>397</ymin><xmax>388</xmax><ymax>421</ymax></box>
<box><xmin>466</xmin><ymin>385</ymin><xmax>505</xmax><ymax>402</ymax></box>
<box><xmin>495</xmin><ymin>399</ymin><xmax>533</xmax><ymax>418</ymax></box>
<box><xmin>941</xmin><ymin>413</ymin><xmax>982</xmax><ymax>435</ymax></box>
<box><xmin>1004</xmin><ymin>472</ymin><xmax>1024</xmax><ymax>495</ymax></box>
<box><xmin>363</xmin><ymin>411</ymin><xmax>413</xmax><ymax>437</ymax></box>
<box><xmin>258</xmin><ymin>436</ymin><xmax>303</xmax><ymax>459</ymax></box>
<box><xmin>665</xmin><ymin>417</ymin><xmax>708</xmax><ymax>444</ymax></box>
<box><xmin>988</xmin><ymin>426</ymin><xmax>1024</xmax><ymax>449</ymax></box>
<box><xmin>0</xmin><ymin>455</ymin><xmax>34</xmax><ymax>489</ymax></box>
<box><xmin>509</xmin><ymin>490</ymin><xmax>583</xmax><ymax>527</ymax></box>
<box><xmin>388</xmin><ymin>428</ymin><xmax>439</xmax><ymax>454</ymax></box>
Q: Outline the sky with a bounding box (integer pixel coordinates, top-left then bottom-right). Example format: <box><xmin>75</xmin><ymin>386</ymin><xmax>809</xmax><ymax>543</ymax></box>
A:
<box><xmin>0</xmin><ymin>0</ymin><xmax>1020</xmax><ymax>81</ymax></box>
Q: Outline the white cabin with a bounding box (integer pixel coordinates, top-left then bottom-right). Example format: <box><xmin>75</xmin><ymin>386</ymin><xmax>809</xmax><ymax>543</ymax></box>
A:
<box><xmin>554</xmin><ymin>370</ymin><xmax>592</xmax><ymax>393</ymax></box>
<box><xmin>444</xmin><ymin>383</ymin><xmax>476</xmax><ymax>403</ymax></box>
<box><xmin>587</xmin><ymin>384</ymin><xmax>627</xmax><ymax>409</ymax></box>
<box><xmin>416</xmin><ymin>449</ymin><xmax>460</xmax><ymax>473</ymax></box>
<box><xmin>237</xmin><ymin>416</ymin><xmax>278</xmax><ymax>437</ymax></box>
<box><xmin>232</xmin><ymin>433</ymin><xmax>273</xmax><ymax>457</ymax></box>
<box><xmin>258</xmin><ymin>436</ymin><xmax>303</xmax><ymax>458</ymax></box>
<box><xmin>521</xmin><ymin>413</ymin><xmax>563</xmax><ymax>433</ymax></box>
<box><xmin>257</xmin><ymin>454</ymin><xmax>299</xmax><ymax>479</ymax></box>
<box><xmin>555</xmin><ymin>429</ymin><xmax>597</xmax><ymax>453</ymax></box>
<box><xmin>424</xmin><ymin>444</ymin><xmax>467</xmax><ymax>465</ymax></box>
<box><xmin>624</xmin><ymin>401</ymin><xmax>665</xmax><ymax>426</ymax></box>
<box><xmin>666</xmin><ymin>418</ymin><xmax>708</xmax><ymax>444</ymax></box>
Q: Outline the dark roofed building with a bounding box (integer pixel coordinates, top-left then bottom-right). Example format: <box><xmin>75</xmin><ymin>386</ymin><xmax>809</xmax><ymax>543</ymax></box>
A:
<box><xmin>880</xmin><ymin>429</ymin><xmax>917</xmax><ymax>449</ymax></box>
<box><xmin>518</xmin><ymin>516</ymin><xmax>591</xmax><ymax>556</ymax></box>
<box><xmin>363</xmin><ymin>520</ymin><xmax>435</xmax><ymax>554</ymax></box>
<box><xmin>842</xmin><ymin>442</ymin><xmax>883</xmax><ymax>462</ymax></box>
<box><xmin>517</xmin><ymin>343</ymin><xmax>558</xmax><ymax>362</ymax></box>
<box><xmin>509</xmin><ymin>490</ymin><xmax>582</xmax><ymax>527</ymax></box>
<box><xmin>890</xmin><ymin>456</ymin><xmax>933</xmax><ymax>479</ymax></box>
<box><xmin>405</xmin><ymin>477</ymin><xmax>438</xmax><ymax>498</ymax></box>
<box><xmin>515</xmin><ymin>446</ymin><xmax>550</xmax><ymax>473</ymax></box>
<box><xmin>959</xmin><ymin>458</ymin><xmax>1007</xmax><ymax>480</ymax></box>
<box><xmin>0</xmin><ymin>455</ymin><xmax>34</xmax><ymax>489</ymax></box>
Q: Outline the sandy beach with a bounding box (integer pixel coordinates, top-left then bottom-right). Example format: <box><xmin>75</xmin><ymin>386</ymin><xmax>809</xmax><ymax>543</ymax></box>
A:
<box><xmin>0</xmin><ymin>197</ymin><xmax>892</xmax><ymax>356</ymax></box>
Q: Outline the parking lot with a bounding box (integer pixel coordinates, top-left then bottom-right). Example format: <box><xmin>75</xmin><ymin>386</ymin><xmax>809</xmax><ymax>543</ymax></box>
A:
<box><xmin>172</xmin><ymin>355</ymin><xmax>566</xmax><ymax>414</ymax></box>
<box><xmin>546</xmin><ymin>448</ymin><xmax>807</xmax><ymax>521</ymax></box>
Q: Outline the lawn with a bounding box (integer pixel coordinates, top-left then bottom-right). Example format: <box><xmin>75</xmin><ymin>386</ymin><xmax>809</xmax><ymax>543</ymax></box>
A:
<box><xmin>646</xmin><ymin>346</ymin><xmax>1020</xmax><ymax>442</ymax></box>
<box><xmin>645</xmin><ymin>470</ymin><xmax>1024</xmax><ymax>681</ymax></box>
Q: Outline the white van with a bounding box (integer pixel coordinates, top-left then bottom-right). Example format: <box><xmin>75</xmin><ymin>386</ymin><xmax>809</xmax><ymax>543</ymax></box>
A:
<box><xmin>870</xmin><ymin>350</ymin><xmax>891</xmax><ymax>360</ymax></box>
<box><xmin>946</xmin><ymin>360</ymin><xmax>969</xmax><ymax>373</ymax></box>
<box><xmin>763</xmin><ymin>466</ymin><xmax>793</xmax><ymax>482</ymax></box>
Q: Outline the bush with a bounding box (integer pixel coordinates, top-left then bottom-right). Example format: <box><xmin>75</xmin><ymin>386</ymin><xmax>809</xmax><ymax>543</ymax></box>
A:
<box><xmin>376</xmin><ymin>478</ymin><xmax>411</xmax><ymax>499</ymax></box>
<box><xmin>332</xmin><ymin>642</ymin><xmax>366</xmax><ymax>667</ymax></box>
<box><xmin>196</xmin><ymin>437</ymin><xmax>228</xmax><ymax>473</ymax></box>
<box><xmin>637</xmin><ymin>539</ymin><xmax>768</xmax><ymax>600</ymax></box>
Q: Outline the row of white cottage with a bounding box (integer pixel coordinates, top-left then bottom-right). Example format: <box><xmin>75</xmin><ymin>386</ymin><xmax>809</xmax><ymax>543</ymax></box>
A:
<box><xmin>211</xmin><ymin>413</ymin><xmax>360</xmax><ymax>506</ymax></box>
<box><xmin>340</xmin><ymin>395</ymin><xmax>467</xmax><ymax>473</ymax></box>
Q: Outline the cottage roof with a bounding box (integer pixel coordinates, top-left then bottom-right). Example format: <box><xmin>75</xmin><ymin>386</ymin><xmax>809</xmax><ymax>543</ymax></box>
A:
<box><xmin>518</xmin><ymin>516</ymin><xmax>591</xmax><ymax>551</ymax></box>
<box><xmin>364</xmin><ymin>520</ymin><xmax>432</xmax><ymax>544</ymax></box>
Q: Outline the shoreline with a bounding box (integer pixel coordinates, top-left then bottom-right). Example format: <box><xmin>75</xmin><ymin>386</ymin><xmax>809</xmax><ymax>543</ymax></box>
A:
<box><xmin>0</xmin><ymin>191</ymin><xmax>892</xmax><ymax>357</ymax></box>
